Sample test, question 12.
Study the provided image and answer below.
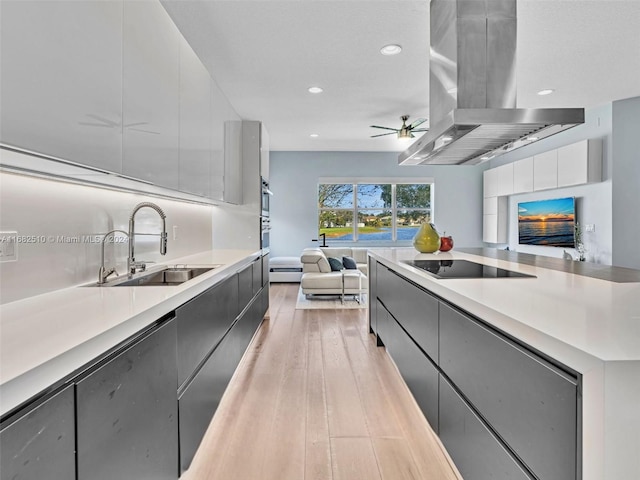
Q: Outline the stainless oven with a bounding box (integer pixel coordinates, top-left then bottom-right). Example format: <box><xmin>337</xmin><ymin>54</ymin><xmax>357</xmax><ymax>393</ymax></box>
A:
<box><xmin>261</xmin><ymin>216</ymin><xmax>270</xmax><ymax>249</ymax></box>
<box><xmin>261</xmin><ymin>177</ymin><xmax>272</xmax><ymax>217</ymax></box>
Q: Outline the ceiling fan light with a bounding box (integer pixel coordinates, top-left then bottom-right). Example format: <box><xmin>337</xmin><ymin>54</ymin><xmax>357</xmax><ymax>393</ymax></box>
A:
<box><xmin>380</xmin><ymin>44</ymin><xmax>402</xmax><ymax>56</ymax></box>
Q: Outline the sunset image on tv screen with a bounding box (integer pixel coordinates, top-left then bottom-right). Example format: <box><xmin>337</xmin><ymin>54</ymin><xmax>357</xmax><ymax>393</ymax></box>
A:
<box><xmin>518</xmin><ymin>197</ymin><xmax>576</xmax><ymax>247</ymax></box>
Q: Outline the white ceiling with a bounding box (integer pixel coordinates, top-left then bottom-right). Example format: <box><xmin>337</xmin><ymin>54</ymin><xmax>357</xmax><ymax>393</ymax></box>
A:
<box><xmin>162</xmin><ymin>0</ymin><xmax>640</xmax><ymax>153</ymax></box>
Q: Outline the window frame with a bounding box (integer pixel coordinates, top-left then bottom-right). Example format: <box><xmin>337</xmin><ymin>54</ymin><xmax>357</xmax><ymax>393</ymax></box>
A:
<box><xmin>317</xmin><ymin>177</ymin><xmax>434</xmax><ymax>243</ymax></box>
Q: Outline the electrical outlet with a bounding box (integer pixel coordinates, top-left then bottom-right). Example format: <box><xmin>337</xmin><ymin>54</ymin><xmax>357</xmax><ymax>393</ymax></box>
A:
<box><xmin>173</xmin><ymin>225</ymin><xmax>179</xmax><ymax>241</ymax></box>
<box><xmin>585</xmin><ymin>224</ymin><xmax>595</xmax><ymax>232</ymax></box>
<box><xmin>0</xmin><ymin>231</ymin><xmax>18</xmax><ymax>262</ymax></box>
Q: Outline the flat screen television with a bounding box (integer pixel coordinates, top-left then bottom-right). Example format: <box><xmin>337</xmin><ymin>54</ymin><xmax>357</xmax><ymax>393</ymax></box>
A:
<box><xmin>518</xmin><ymin>197</ymin><xmax>576</xmax><ymax>247</ymax></box>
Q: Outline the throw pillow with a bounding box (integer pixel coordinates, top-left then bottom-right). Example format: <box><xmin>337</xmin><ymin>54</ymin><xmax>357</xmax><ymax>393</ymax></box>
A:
<box><xmin>342</xmin><ymin>256</ymin><xmax>357</xmax><ymax>270</ymax></box>
<box><xmin>328</xmin><ymin>257</ymin><xmax>343</xmax><ymax>271</ymax></box>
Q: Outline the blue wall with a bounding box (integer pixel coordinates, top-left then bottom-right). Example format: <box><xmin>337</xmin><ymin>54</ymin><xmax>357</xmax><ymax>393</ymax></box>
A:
<box><xmin>268</xmin><ymin>151</ymin><xmax>485</xmax><ymax>258</ymax></box>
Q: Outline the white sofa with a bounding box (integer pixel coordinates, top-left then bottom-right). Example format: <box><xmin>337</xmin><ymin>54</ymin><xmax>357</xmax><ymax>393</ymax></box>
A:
<box><xmin>300</xmin><ymin>247</ymin><xmax>368</xmax><ymax>296</ymax></box>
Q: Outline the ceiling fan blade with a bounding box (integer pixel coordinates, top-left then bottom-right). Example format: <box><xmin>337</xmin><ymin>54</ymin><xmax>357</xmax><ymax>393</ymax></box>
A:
<box><xmin>409</xmin><ymin>118</ymin><xmax>427</xmax><ymax>129</ymax></box>
<box><xmin>370</xmin><ymin>125</ymin><xmax>400</xmax><ymax>131</ymax></box>
<box><xmin>411</xmin><ymin>128</ymin><xmax>429</xmax><ymax>133</ymax></box>
<box><xmin>370</xmin><ymin>132</ymin><xmax>396</xmax><ymax>138</ymax></box>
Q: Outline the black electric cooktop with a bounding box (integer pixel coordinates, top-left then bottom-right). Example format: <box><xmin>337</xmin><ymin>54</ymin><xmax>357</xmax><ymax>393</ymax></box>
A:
<box><xmin>405</xmin><ymin>259</ymin><xmax>536</xmax><ymax>279</ymax></box>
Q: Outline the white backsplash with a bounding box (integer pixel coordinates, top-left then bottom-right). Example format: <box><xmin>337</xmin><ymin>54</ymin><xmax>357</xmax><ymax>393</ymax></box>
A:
<box><xmin>0</xmin><ymin>171</ymin><xmax>213</xmax><ymax>304</ymax></box>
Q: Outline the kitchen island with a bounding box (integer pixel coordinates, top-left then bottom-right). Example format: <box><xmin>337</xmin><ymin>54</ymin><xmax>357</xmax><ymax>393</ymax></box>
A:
<box><xmin>368</xmin><ymin>247</ymin><xmax>640</xmax><ymax>480</ymax></box>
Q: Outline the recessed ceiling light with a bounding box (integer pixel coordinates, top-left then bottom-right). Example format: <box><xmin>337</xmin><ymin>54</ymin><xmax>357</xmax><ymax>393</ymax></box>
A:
<box><xmin>380</xmin><ymin>44</ymin><xmax>402</xmax><ymax>56</ymax></box>
<box><xmin>308</xmin><ymin>86</ymin><xmax>323</xmax><ymax>94</ymax></box>
<box><xmin>310</xmin><ymin>133</ymin><xmax>319</xmax><ymax>138</ymax></box>
<box><xmin>537</xmin><ymin>89</ymin><xmax>555</xmax><ymax>96</ymax></box>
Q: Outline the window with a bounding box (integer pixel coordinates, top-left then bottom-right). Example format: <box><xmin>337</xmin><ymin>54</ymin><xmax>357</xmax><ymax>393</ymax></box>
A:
<box><xmin>318</xmin><ymin>180</ymin><xmax>433</xmax><ymax>242</ymax></box>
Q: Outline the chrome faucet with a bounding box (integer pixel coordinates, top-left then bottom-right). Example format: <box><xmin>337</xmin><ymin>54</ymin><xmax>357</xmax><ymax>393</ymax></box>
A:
<box><xmin>97</xmin><ymin>229</ymin><xmax>129</xmax><ymax>284</ymax></box>
<box><xmin>127</xmin><ymin>202</ymin><xmax>168</xmax><ymax>275</ymax></box>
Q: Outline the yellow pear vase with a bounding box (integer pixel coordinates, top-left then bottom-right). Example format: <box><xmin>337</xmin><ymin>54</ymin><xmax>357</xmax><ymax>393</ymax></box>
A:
<box><xmin>412</xmin><ymin>223</ymin><xmax>441</xmax><ymax>253</ymax></box>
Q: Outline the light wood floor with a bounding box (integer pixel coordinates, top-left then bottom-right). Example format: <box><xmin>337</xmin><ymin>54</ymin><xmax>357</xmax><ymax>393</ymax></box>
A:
<box><xmin>181</xmin><ymin>283</ymin><xmax>462</xmax><ymax>480</ymax></box>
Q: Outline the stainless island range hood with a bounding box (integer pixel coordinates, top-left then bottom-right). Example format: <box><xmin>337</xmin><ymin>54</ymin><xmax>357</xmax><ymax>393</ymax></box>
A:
<box><xmin>399</xmin><ymin>0</ymin><xmax>584</xmax><ymax>166</ymax></box>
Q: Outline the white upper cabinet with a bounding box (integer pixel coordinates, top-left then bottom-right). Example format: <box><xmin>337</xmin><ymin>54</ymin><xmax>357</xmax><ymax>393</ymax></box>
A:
<box><xmin>0</xmin><ymin>0</ymin><xmax>123</xmax><ymax>172</ymax></box>
<box><xmin>483</xmin><ymin>168</ymin><xmax>499</xmax><ymax>198</ymax></box>
<box><xmin>513</xmin><ymin>157</ymin><xmax>534</xmax><ymax>194</ymax></box>
<box><xmin>533</xmin><ymin>149</ymin><xmax>558</xmax><ymax>191</ymax></box>
<box><xmin>210</xmin><ymin>80</ymin><xmax>241</xmax><ymax>202</ymax></box>
<box><xmin>179</xmin><ymin>38</ymin><xmax>212</xmax><ymax>198</ymax></box>
<box><xmin>557</xmin><ymin>139</ymin><xmax>602</xmax><ymax>187</ymax></box>
<box><xmin>495</xmin><ymin>163</ymin><xmax>514</xmax><ymax>197</ymax></box>
<box><xmin>260</xmin><ymin>124</ymin><xmax>270</xmax><ymax>181</ymax></box>
<box><xmin>122</xmin><ymin>1</ymin><xmax>180</xmax><ymax>190</ymax></box>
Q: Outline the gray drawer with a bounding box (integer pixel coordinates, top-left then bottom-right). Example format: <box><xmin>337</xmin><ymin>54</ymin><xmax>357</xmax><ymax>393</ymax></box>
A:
<box><xmin>176</xmin><ymin>275</ymin><xmax>238</xmax><ymax>387</ymax></box>
<box><xmin>380</xmin><ymin>301</ymin><xmax>439</xmax><ymax>432</ymax></box>
<box><xmin>439</xmin><ymin>303</ymin><xmax>579</xmax><ymax>480</ymax></box>
<box><xmin>377</xmin><ymin>264</ymin><xmax>438</xmax><ymax>361</ymax></box>
<box><xmin>439</xmin><ymin>375</ymin><xmax>533</xmax><ymax>480</ymax></box>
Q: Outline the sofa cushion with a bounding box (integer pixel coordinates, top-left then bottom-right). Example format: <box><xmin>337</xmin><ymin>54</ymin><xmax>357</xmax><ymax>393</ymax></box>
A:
<box><xmin>300</xmin><ymin>248</ymin><xmax>332</xmax><ymax>273</ymax></box>
<box><xmin>327</xmin><ymin>257</ymin><xmax>343</xmax><ymax>271</ymax></box>
<box><xmin>342</xmin><ymin>256</ymin><xmax>357</xmax><ymax>269</ymax></box>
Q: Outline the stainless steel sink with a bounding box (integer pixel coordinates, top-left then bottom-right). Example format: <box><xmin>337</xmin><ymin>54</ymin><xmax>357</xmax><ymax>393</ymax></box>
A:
<box><xmin>89</xmin><ymin>265</ymin><xmax>222</xmax><ymax>287</ymax></box>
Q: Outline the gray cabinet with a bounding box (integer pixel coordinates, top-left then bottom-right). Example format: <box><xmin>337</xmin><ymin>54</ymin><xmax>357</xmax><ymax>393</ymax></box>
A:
<box><xmin>368</xmin><ymin>256</ymin><xmax>377</xmax><ymax>336</ymax></box>
<box><xmin>376</xmin><ymin>263</ymin><xmax>438</xmax><ymax>361</ymax></box>
<box><xmin>178</xmin><ymin>291</ymin><xmax>264</xmax><ymax>474</ymax></box>
<box><xmin>439</xmin><ymin>303</ymin><xmax>579</xmax><ymax>480</ymax></box>
<box><xmin>0</xmin><ymin>0</ymin><xmax>123</xmax><ymax>172</ymax></box>
<box><xmin>238</xmin><ymin>261</ymin><xmax>255</xmax><ymax>312</ymax></box>
<box><xmin>76</xmin><ymin>318</ymin><xmax>178</xmax><ymax>480</ymax></box>
<box><xmin>1</xmin><ymin>385</ymin><xmax>76</xmax><ymax>480</ymax></box>
<box><xmin>176</xmin><ymin>274</ymin><xmax>239</xmax><ymax>388</ymax></box>
<box><xmin>122</xmin><ymin>0</ymin><xmax>180</xmax><ymax>190</ymax></box>
<box><xmin>379</xmin><ymin>301</ymin><xmax>439</xmax><ymax>432</ymax></box>
<box><xmin>439</xmin><ymin>375</ymin><xmax>533</xmax><ymax>480</ymax></box>
<box><xmin>178</xmin><ymin>317</ymin><xmax>241</xmax><ymax>474</ymax></box>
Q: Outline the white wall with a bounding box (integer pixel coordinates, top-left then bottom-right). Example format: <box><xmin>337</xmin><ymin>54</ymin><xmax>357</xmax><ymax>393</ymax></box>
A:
<box><xmin>489</xmin><ymin>102</ymin><xmax>614</xmax><ymax>264</ymax></box>
<box><xmin>268</xmin><ymin>151</ymin><xmax>485</xmax><ymax>258</ymax></box>
<box><xmin>0</xmin><ymin>171</ymin><xmax>213</xmax><ymax>304</ymax></box>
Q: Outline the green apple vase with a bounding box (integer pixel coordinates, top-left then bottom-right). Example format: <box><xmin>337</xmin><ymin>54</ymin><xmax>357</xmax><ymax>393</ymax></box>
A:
<box><xmin>412</xmin><ymin>223</ymin><xmax>441</xmax><ymax>253</ymax></box>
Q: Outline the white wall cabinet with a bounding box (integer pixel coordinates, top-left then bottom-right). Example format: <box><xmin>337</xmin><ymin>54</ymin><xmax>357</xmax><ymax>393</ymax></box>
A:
<box><xmin>495</xmin><ymin>163</ymin><xmax>514</xmax><ymax>197</ymax></box>
<box><xmin>557</xmin><ymin>139</ymin><xmax>602</xmax><ymax>187</ymax></box>
<box><xmin>533</xmin><ymin>150</ymin><xmax>559</xmax><ymax>191</ymax></box>
<box><xmin>122</xmin><ymin>1</ymin><xmax>180</xmax><ymax>190</ymax></box>
<box><xmin>483</xmin><ymin>168</ymin><xmax>499</xmax><ymax>198</ymax></box>
<box><xmin>482</xmin><ymin>197</ymin><xmax>507</xmax><ymax>244</ymax></box>
<box><xmin>0</xmin><ymin>1</ymin><xmax>123</xmax><ymax>173</ymax></box>
<box><xmin>223</xmin><ymin>121</ymin><xmax>269</xmax><ymax>207</ymax></box>
<box><xmin>179</xmin><ymin>38</ymin><xmax>212</xmax><ymax>198</ymax></box>
<box><xmin>1</xmin><ymin>0</ymin><xmax>246</xmax><ymax>204</ymax></box>
<box><xmin>513</xmin><ymin>157</ymin><xmax>534</xmax><ymax>193</ymax></box>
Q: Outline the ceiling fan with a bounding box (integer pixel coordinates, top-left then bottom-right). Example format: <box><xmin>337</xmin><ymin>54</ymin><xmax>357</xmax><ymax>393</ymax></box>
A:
<box><xmin>370</xmin><ymin>115</ymin><xmax>428</xmax><ymax>139</ymax></box>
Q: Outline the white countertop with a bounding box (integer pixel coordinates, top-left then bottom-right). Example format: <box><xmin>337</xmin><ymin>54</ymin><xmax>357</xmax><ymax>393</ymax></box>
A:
<box><xmin>369</xmin><ymin>248</ymin><xmax>640</xmax><ymax>371</ymax></box>
<box><xmin>0</xmin><ymin>249</ymin><xmax>261</xmax><ymax>416</ymax></box>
